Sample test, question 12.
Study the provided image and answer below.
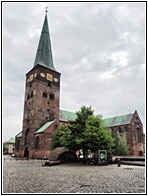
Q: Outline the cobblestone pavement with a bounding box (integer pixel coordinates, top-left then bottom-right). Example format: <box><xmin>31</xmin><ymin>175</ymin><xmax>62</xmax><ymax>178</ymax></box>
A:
<box><xmin>3</xmin><ymin>160</ymin><xmax>145</xmax><ymax>194</ymax></box>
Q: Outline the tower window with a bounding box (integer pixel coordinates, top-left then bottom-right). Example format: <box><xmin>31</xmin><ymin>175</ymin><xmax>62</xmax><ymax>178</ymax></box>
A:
<box><xmin>27</xmin><ymin>94</ymin><xmax>30</xmax><ymax>100</ymax></box>
<box><xmin>48</xmin><ymin>82</ymin><xmax>51</xmax><ymax>87</ymax></box>
<box><xmin>31</xmin><ymin>91</ymin><xmax>33</xmax><ymax>98</ymax></box>
<box><xmin>30</xmin><ymin>83</ymin><xmax>32</xmax><ymax>87</ymax></box>
<box><xmin>43</xmin><ymin>91</ymin><xmax>47</xmax><ymax>98</ymax></box>
<box><xmin>50</xmin><ymin>93</ymin><xmax>54</xmax><ymax>100</ymax></box>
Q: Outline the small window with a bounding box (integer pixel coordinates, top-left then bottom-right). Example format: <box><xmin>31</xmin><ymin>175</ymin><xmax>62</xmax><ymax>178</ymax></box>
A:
<box><xmin>30</xmin><ymin>83</ymin><xmax>32</xmax><ymax>87</ymax></box>
<box><xmin>31</xmin><ymin>91</ymin><xmax>33</xmax><ymax>98</ymax></box>
<box><xmin>47</xmin><ymin>106</ymin><xmax>50</xmax><ymax>111</ymax></box>
<box><xmin>48</xmin><ymin>82</ymin><xmax>51</xmax><ymax>87</ymax></box>
<box><xmin>50</xmin><ymin>93</ymin><xmax>54</xmax><ymax>100</ymax></box>
<box><xmin>46</xmin><ymin>116</ymin><xmax>48</xmax><ymax>120</ymax></box>
<box><xmin>35</xmin><ymin>136</ymin><xmax>40</xmax><ymax>150</ymax></box>
<box><xmin>43</xmin><ymin>91</ymin><xmax>47</xmax><ymax>98</ymax></box>
<box><xmin>27</xmin><ymin>94</ymin><xmax>30</xmax><ymax>100</ymax></box>
<box><xmin>118</xmin><ymin>127</ymin><xmax>122</xmax><ymax>134</ymax></box>
<box><xmin>125</xmin><ymin>126</ymin><xmax>128</xmax><ymax>133</ymax></box>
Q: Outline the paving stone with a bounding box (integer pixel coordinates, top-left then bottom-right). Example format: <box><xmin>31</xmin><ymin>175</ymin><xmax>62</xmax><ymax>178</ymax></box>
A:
<box><xmin>3</xmin><ymin>160</ymin><xmax>145</xmax><ymax>194</ymax></box>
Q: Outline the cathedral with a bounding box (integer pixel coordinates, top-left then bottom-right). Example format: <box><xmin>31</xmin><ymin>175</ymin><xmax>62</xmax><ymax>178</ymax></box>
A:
<box><xmin>15</xmin><ymin>12</ymin><xmax>145</xmax><ymax>159</ymax></box>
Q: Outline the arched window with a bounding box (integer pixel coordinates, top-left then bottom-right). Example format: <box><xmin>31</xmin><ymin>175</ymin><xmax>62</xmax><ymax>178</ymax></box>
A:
<box><xmin>137</xmin><ymin>128</ymin><xmax>141</xmax><ymax>143</ymax></box>
<box><xmin>43</xmin><ymin>91</ymin><xmax>47</xmax><ymax>98</ymax></box>
<box><xmin>50</xmin><ymin>93</ymin><xmax>54</xmax><ymax>100</ymax></box>
<box><xmin>48</xmin><ymin>82</ymin><xmax>51</xmax><ymax>87</ymax></box>
<box><xmin>16</xmin><ymin>139</ymin><xmax>20</xmax><ymax>151</ymax></box>
<box><xmin>25</xmin><ymin>128</ymin><xmax>30</xmax><ymax>145</ymax></box>
<box><xmin>118</xmin><ymin>127</ymin><xmax>122</xmax><ymax>134</ymax></box>
<box><xmin>35</xmin><ymin>136</ymin><xmax>40</xmax><ymax>150</ymax></box>
<box><xmin>124</xmin><ymin>126</ymin><xmax>128</xmax><ymax>133</ymax></box>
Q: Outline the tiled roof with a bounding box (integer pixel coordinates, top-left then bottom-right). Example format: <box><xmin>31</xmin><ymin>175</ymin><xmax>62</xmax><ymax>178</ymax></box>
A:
<box><xmin>35</xmin><ymin>119</ymin><xmax>56</xmax><ymax>134</ymax></box>
<box><xmin>102</xmin><ymin>113</ymin><xmax>134</xmax><ymax>127</ymax></box>
<box><xmin>16</xmin><ymin>131</ymin><xmax>22</xmax><ymax>138</ymax></box>
<box><xmin>60</xmin><ymin>110</ymin><xmax>134</xmax><ymax>127</ymax></box>
<box><xmin>59</xmin><ymin>109</ymin><xmax>77</xmax><ymax>122</ymax></box>
<box><xmin>7</xmin><ymin>137</ymin><xmax>15</xmax><ymax>143</ymax></box>
<box><xmin>15</xmin><ymin>110</ymin><xmax>135</xmax><ymax>138</ymax></box>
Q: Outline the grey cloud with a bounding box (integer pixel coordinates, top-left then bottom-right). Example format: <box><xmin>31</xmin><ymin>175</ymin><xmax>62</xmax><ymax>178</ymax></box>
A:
<box><xmin>2</xmin><ymin>2</ymin><xmax>146</xmax><ymax>141</ymax></box>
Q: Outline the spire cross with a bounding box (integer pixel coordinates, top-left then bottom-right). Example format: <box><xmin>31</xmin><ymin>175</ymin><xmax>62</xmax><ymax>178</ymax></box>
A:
<box><xmin>45</xmin><ymin>7</ymin><xmax>48</xmax><ymax>13</ymax></box>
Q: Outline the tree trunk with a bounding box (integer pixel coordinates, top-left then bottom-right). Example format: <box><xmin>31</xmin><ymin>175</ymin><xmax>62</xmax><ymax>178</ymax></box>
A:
<box><xmin>83</xmin><ymin>147</ymin><xmax>86</xmax><ymax>164</ymax></box>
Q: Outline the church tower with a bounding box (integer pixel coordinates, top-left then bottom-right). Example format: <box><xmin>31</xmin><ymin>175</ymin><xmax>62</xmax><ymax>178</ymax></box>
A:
<box><xmin>20</xmin><ymin>11</ymin><xmax>61</xmax><ymax>157</ymax></box>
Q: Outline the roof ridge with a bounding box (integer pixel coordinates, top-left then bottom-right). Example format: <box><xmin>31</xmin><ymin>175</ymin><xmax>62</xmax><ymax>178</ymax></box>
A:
<box><xmin>103</xmin><ymin>113</ymin><xmax>134</xmax><ymax>120</ymax></box>
<box><xmin>60</xmin><ymin>109</ymin><xmax>76</xmax><ymax>113</ymax></box>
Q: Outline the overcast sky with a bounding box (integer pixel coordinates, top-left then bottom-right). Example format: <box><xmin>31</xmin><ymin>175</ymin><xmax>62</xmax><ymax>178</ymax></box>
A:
<box><xmin>2</xmin><ymin>2</ymin><xmax>146</xmax><ymax>141</ymax></box>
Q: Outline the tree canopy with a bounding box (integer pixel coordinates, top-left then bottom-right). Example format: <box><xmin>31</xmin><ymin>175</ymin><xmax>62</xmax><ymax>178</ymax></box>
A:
<box><xmin>51</xmin><ymin>106</ymin><xmax>115</xmax><ymax>160</ymax></box>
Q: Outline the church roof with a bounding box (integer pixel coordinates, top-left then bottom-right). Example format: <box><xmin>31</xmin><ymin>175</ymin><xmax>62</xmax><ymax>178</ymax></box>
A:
<box><xmin>102</xmin><ymin>113</ymin><xmax>134</xmax><ymax>127</ymax></box>
<box><xmin>33</xmin><ymin>13</ymin><xmax>56</xmax><ymax>71</ymax></box>
<box><xmin>6</xmin><ymin>137</ymin><xmax>15</xmax><ymax>143</ymax></box>
<box><xmin>15</xmin><ymin>111</ymin><xmax>135</xmax><ymax>138</ymax></box>
<box><xmin>35</xmin><ymin>119</ymin><xmax>57</xmax><ymax>134</ymax></box>
<box><xmin>60</xmin><ymin>109</ymin><xmax>77</xmax><ymax>122</ymax></box>
<box><xmin>59</xmin><ymin>109</ymin><xmax>134</xmax><ymax>127</ymax></box>
<box><xmin>16</xmin><ymin>131</ymin><xmax>22</xmax><ymax>138</ymax></box>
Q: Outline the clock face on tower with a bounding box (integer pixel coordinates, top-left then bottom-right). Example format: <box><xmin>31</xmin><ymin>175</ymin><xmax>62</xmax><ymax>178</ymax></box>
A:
<box><xmin>54</xmin><ymin>77</ymin><xmax>58</xmax><ymax>82</ymax></box>
<box><xmin>40</xmin><ymin>72</ymin><xmax>45</xmax><ymax>77</ymax></box>
<box><xmin>46</xmin><ymin>73</ymin><xmax>53</xmax><ymax>81</ymax></box>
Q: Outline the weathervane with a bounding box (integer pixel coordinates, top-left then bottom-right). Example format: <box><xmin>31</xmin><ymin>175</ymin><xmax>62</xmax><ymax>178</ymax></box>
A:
<box><xmin>45</xmin><ymin>7</ymin><xmax>48</xmax><ymax>13</ymax></box>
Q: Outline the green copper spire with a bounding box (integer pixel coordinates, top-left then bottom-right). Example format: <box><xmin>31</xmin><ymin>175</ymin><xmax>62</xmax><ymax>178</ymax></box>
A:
<box><xmin>33</xmin><ymin>12</ymin><xmax>56</xmax><ymax>71</ymax></box>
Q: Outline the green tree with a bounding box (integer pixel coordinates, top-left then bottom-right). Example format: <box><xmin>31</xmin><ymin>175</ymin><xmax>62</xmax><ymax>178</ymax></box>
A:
<box><xmin>84</xmin><ymin>116</ymin><xmax>114</xmax><ymax>153</ymax></box>
<box><xmin>70</xmin><ymin>106</ymin><xmax>94</xmax><ymax>162</ymax></box>
<box><xmin>51</xmin><ymin>124</ymin><xmax>72</xmax><ymax>150</ymax></box>
<box><xmin>51</xmin><ymin>106</ymin><xmax>115</xmax><ymax>163</ymax></box>
<box><xmin>113</xmin><ymin>133</ymin><xmax>128</xmax><ymax>156</ymax></box>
